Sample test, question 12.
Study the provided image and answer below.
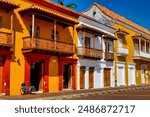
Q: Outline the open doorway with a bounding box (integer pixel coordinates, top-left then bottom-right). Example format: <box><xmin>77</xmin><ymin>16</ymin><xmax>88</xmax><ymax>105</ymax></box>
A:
<box><xmin>30</xmin><ymin>62</ymin><xmax>43</xmax><ymax>92</ymax></box>
<box><xmin>63</xmin><ymin>64</ymin><xmax>72</xmax><ymax>90</ymax></box>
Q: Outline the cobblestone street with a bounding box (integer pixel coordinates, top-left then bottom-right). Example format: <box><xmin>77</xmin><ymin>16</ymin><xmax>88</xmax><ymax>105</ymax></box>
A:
<box><xmin>0</xmin><ymin>85</ymin><xmax>150</xmax><ymax>100</ymax></box>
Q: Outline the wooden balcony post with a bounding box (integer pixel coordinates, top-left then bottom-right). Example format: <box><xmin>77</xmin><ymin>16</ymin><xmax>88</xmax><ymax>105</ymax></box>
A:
<box><xmin>93</xmin><ymin>33</ymin><xmax>95</xmax><ymax>49</ymax></box>
<box><xmin>73</xmin><ymin>25</ymin><xmax>76</xmax><ymax>52</ymax></box>
<box><xmin>145</xmin><ymin>40</ymin><xmax>146</xmax><ymax>53</ymax></box>
<box><xmin>10</xmin><ymin>13</ymin><xmax>13</xmax><ymax>46</ymax></box>
<box><xmin>139</xmin><ymin>38</ymin><xmax>141</xmax><ymax>55</ymax></box>
<box><xmin>54</xmin><ymin>20</ymin><xmax>57</xmax><ymax>49</ymax></box>
<box><xmin>32</xmin><ymin>14</ymin><xmax>35</xmax><ymax>46</ymax></box>
<box><xmin>83</xmin><ymin>30</ymin><xmax>85</xmax><ymax>48</ymax></box>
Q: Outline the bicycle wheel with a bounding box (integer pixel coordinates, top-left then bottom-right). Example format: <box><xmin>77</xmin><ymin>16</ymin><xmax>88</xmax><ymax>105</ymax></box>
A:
<box><xmin>20</xmin><ymin>88</ymin><xmax>26</xmax><ymax>95</ymax></box>
<box><xmin>30</xmin><ymin>86</ymin><xmax>36</xmax><ymax>94</ymax></box>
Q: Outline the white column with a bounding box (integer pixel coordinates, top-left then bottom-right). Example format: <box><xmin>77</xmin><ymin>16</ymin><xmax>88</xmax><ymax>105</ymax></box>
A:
<box><xmin>100</xmin><ymin>68</ymin><xmax>104</xmax><ymax>88</ymax></box>
<box><xmin>110</xmin><ymin>68</ymin><xmax>115</xmax><ymax>87</ymax></box>
<box><xmin>145</xmin><ymin>40</ymin><xmax>146</xmax><ymax>53</ymax></box>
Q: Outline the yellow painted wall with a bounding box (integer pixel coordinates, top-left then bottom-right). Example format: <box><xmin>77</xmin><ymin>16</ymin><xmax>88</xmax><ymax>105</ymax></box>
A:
<box><xmin>114</xmin><ymin>23</ymin><xmax>138</xmax><ymax>86</ymax></box>
<box><xmin>49</xmin><ymin>56</ymin><xmax>59</xmax><ymax>92</ymax></box>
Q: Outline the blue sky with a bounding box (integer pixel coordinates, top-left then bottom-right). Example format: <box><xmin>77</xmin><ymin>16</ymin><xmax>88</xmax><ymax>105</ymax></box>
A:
<box><xmin>52</xmin><ymin>0</ymin><xmax>150</xmax><ymax>31</ymax></box>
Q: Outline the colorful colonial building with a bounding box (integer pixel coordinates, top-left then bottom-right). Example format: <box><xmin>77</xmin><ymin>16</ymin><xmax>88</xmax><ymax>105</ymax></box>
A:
<box><xmin>76</xmin><ymin>4</ymin><xmax>116</xmax><ymax>89</ymax></box>
<box><xmin>91</xmin><ymin>3</ymin><xmax>150</xmax><ymax>86</ymax></box>
<box><xmin>1</xmin><ymin>0</ymin><xmax>80</xmax><ymax>95</ymax></box>
<box><xmin>0</xmin><ymin>0</ymin><xmax>19</xmax><ymax>95</ymax></box>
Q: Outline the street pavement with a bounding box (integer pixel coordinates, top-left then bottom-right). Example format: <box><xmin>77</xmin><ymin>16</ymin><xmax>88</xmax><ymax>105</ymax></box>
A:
<box><xmin>0</xmin><ymin>85</ymin><xmax>150</xmax><ymax>100</ymax></box>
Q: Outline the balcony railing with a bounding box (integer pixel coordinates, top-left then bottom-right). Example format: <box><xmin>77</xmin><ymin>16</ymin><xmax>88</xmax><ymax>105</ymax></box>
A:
<box><xmin>0</xmin><ymin>31</ymin><xmax>12</xmax><ymax>47</ymax></box>
<box><xmin>22</xmin><ymin>36</ymin><xmax>76</xmax><ymax>55</ymax></box>
<box><xmin>105</xmin><ymin>52</ymin><xmax>114</xmax><ymax>60</ymax></box>
<box><xmin>134</xmin><ymin>51</ymin><xmax>150</xmax><ymax>59</ymax></box>
<box><xmin>77</xmin><ymin>47</ymin><xmax>103</xmax><ymax>59</ymax></box>
<box><xmin>117</xmin><ymin>47</ymin><xmax>129</xmax><ymax>56</ymax></box>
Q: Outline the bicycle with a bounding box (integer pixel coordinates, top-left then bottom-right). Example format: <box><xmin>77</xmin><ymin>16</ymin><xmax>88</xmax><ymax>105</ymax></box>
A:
<box><xmin>20</xmin><ymin>82</ymin><xmax>36</xmax><ymax>95</ymax></box>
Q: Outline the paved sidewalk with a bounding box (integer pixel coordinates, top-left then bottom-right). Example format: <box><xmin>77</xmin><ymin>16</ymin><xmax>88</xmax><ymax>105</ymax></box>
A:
<box><xmin>0</xmin><ymin>85</ymin><xmax>150</xmax><ymax>100</ymax></box>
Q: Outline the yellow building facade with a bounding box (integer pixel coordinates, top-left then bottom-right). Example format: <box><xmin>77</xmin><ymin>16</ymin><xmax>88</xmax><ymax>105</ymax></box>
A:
<box><xmin>92</xmin><ymin>3</ymin><xmax>150</xmax><ymax>86</ymax></box>
<box><xmin>114</xmin><ymin>15</ymin><xmax>150</xmax><ymax>86</ymax></box>
<box><xmin>0</xmin><ymin>0</ymin><xmax>80</xmax><ymax>95</ymax></box>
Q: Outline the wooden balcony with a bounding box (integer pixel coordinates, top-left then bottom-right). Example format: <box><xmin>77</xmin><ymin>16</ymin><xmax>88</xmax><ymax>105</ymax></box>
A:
<box><xmin>0</xmin><ymin>31</ymin><xmax>12</xmax><ymax>48</ymax></box>
<box><xmin>77</xmin><ymin>47</ymin><xmax>103</xmax><ymax>60</ymax></box>
<box><xmin>22</xmin><ymin>37</ymin><xmax>76</xmax><ymax>56</ymax></box>
<box><xmin>105</xmin><ymin>52</ymin><xmax>114</xmax><ymax>61</ymax></box>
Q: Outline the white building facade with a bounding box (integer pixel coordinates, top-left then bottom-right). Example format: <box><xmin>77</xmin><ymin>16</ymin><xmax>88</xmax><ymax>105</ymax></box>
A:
<box><xmin>77</xmin><ymin>4</ymin><xmax>116</xmax><ymax>90</ymax></box>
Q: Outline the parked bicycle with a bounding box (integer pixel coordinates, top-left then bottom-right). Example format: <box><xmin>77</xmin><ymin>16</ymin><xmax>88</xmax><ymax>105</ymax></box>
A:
<box><xmin>20</xmin><ymin>82</ymin><xmax>36</xmax><ymax>95</ymax></box>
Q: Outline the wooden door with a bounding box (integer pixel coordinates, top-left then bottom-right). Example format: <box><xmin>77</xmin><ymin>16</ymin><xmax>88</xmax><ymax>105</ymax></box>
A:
<box><xmin>0</xmin><ymin>57</ymin><xmax>3</xmax><ymax>93</ymax></box>
<box><xmin>39</xmin><ymin>62</ymin><xmax>43</xmax><ymax>91</ymax></box>
<box><xmin>104</xmin><ymin>68</ymin><xmax>111</xmax><ymax>87</ymax></box>
<box><xmin>89</xmin><ymin>67</ymin><xmax>94</xmax><ymax>89</ymax></box>
<box><xmin>80</xmin><ymin>66</ymin><xmax>85</xmax><ymax>89</ymax></box>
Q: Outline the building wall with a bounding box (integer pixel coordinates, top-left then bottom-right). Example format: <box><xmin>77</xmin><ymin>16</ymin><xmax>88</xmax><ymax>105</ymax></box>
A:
<box><xmin>77</xmin><ymin>59</ymin><xmax>102</xmax><ymax>89</ymax></box>
<box><xmin>114</xmin><ymin>23</ymin><xmax>137</xmax><ymax>86</ymax></box>
<box><xmin>114</xmin><ymin>23</ymin><xmax>150</xmax><ymax>86</ymax></box>
<box><xmin>8</xmin><ymin>0</ymin><xmax>78</xmax><ymax>95</ymax></box>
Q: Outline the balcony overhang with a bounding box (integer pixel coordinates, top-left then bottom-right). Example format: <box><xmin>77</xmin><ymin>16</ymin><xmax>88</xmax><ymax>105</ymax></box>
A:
<box><xmin>77</xmin><ymin>24</ymin><xmax>105</xmax><ymax>35</ymax></box>
<box><xmin>28</xmin><ymin>0</ymin><xmax>80</xmax><ymax>18</ymax></box>
<box><xmin>103</xmin><ymin>35</ymin><xmax>117</xmax><ymax>40</ymax></box>
<box><xmin>132</xmin><ymin>34</ymin><xmax>150</xmax><ymax>41</ymax></box>
<box><xmin>19</xmin><ymin>5</ymin><xmax>79</xmax><ymax>26</ymax></box>
<box><xmin>0</xmin><ymin>0</ymin><xmax>19</xmax><ymax>11</ymax></box>
<box><xmin>116</xmin><ymin>29</ymin><xmax>129</xmax><ymax>36</ymax></box>
<box><xmin>77</xmin><ymin>24</ymin><xmax>117</xmax><ymax>40</ymax></box>
<box><xmin>133</xmin><ymin>56</ymin><xmax>150</xmax><ymax>62</ymax></box>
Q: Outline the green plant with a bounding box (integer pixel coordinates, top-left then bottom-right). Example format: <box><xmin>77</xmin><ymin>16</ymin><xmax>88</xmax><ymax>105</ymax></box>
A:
<box><xmin>57</xmin><ymin>0</ymin><xmax>77</xmax><ymax>9</ymax></box>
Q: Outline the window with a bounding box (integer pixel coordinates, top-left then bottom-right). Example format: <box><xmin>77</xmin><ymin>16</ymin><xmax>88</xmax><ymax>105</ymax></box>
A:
<box><xmin>93</xmin><ymin>10</ymin><xmax>96</xmax><ymax>17</ymax></box>
<box><xmin>0</xmin><ymin>16</ymin><xmax>2</xmax><ymax>28</ymax></box>
<box><xmin>51</xmin><ymin>30</ymin><xmax>59</xmax><ymax>41</ymax></box>
<box><xmin>30</xmin><ymin>25</ymin><xmax>40</xmax><ymax>37</ymax></box>
<box><xmin>85</xmin><ymin>37</ymin><xmax>91</xmax><ymax>48</ymax></box>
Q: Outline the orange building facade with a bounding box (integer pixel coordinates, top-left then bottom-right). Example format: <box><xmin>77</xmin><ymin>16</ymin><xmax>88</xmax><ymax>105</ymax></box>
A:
<box><xmin>0</xmin><ymin>0</ymin><xmax>80</xmax><ymax>95</ymax></box>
